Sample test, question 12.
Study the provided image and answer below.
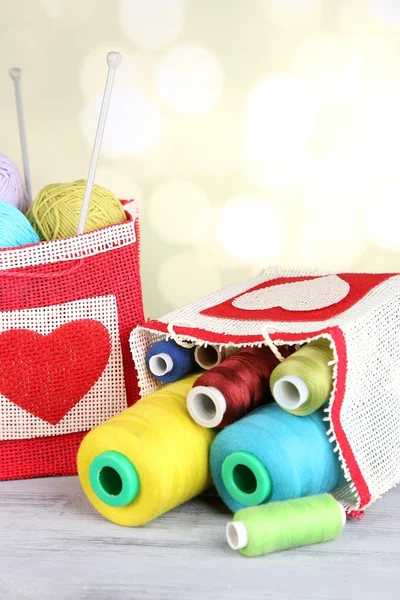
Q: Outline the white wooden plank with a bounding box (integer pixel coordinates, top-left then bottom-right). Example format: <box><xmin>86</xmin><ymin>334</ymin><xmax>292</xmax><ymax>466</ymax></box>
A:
<box><xmin>0</xmin><ymin>476</ymin><xmax>398</xmax><ymax>600</ymax></box>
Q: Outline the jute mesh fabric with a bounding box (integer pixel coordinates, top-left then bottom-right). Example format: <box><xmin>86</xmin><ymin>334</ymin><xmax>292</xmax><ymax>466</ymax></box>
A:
<box><xmin>0</xmin><ymin>201</ymin><xmax>144</xmax><ymax>481</ymax></box>
<box><xmin>130</xmin><ymin>267</ymin><xmax>400</xmax><ymax>513</ymax></box>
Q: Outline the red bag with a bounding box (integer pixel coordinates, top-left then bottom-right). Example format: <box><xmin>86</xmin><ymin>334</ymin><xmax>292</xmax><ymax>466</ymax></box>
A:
<box><xmin>0</xmin><ymin>200</ymin><xmax>144</xmax><ymax>481</ymax></box>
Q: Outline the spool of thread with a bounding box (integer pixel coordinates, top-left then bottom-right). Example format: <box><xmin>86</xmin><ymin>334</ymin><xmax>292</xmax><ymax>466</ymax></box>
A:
<box><xmin>146</xmin><ymin>339</ymin><xmax>196</xmax><ymax>383</ymax></box>
<box><xmin>0</xmin><ymin>153</ymin><xmax>28</xmax><ymax>213</ymax></box>
<box><xmin>0</xmin><ymin>200</ymin><xmax>40</xmax><ymax>248</ymax></box>
<box><xmin>270</xmin><ymin>338</ymin><xmax>333</xmax><ymax>416</ymax></box>
<box><xmin>210</xmin><ymin>404</ymin><xmax>341</xmax><ymax>512</ymax></box>
<box><xmin>226</xmin><ymin>494</ymin><xmax>346</xmax><ymax>557</ymax></box>
<box><xmin>194</xmin><ymin>345</ymin><xmax>239</xmax><ymax>370</ymax></box>
<box><xmin>187</xmin><ymin>346</ymin><xmax>282</xmax><ymax>429</ymax></box>
<box><xmin>78</xmin><ymin>375</ymin><xmax>216</xmax><ymax>526</ymax></box>
<box><xmin>26</xmin><ymin>179</ymin><xmax>127</xmax><ymax>240</ymax></box>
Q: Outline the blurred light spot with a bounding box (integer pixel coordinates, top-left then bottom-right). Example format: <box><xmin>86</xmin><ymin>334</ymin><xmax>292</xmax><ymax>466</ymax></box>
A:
<box><xmin>96</xmin><ymin>167</ymin><xmax>143</xmax><ymax>204</ymax></box>
<box><xmin>301</xmin><ymin>152</ymin><xmax>368</xmax><ymax>216</ymax></box>
<box><xmin>363</xmin><ymin>182</ymin><xmax>400</xmax><ymax>251</ymax></box>
<box><xmin>243</xmin><ymin>76</ymin><xmax>316</xmax><ymax>189</ymax></box>
<box><xmin>148</xmin><ymin>182</ymin><xmax>213</xmax><ymax>244</ymax></box>
<box><xmin>159</xmin><ymin>252</ymin><xmax>222</xmax><ymax>308</ymax></box>
<box><xmin>298</xmin><ymin>213</ymin><xmax>365</xmax><ymax>269</ymax></box>
<box><xmin>358</xmin><ymin>85</ymin><xmax>400</xmax><ymax>177</ymax></box>
<box><xmin>39</xmin><ymin>0</ymin><xmax>96</xmax><ymax>21</ymax></box>
<box><xmin>242</xmin><ymin>152</ymin><xmax>307</xmax><ymax>191</ymax></box>
<box><xmin>263</xmin><ymin>0</ymin><xmax>323</xmax><ymax>25</ymax></box>
<box><xmin>245</xmin><ymin>75</ymin><xmax>315</xmax><ymax>156</ymax></box>
<box><xmin>292</xmin><ymin>33</ymin><xmax>362</xmax><ymax>104</ymax></box>
<box><xmin>366</xmin><ymin>0</ymin><xmax>400</xmax><ymax>26</ymax></box>
<box><xmin>166</xmin><ymin>110</ymin><xmax>241</xmax><ymax>176</ymax></box>
<box><xmin>119</xmin><ymin>0</ymin><xmax>184</xmax><ymax>50</ymax></box>
<box><xmin>81</xmin><ymin>91</ymin><xmax>163</xmax><ymax>158</ymax></box>
<box><xmin>156</xmin><ymin>46</ymin><xmax>223</xmax><ymax>114</ymax></box>
<box><xmin>340</xmin><ymin>0</ymin><xmax>400</xmax><ymax>41</ymax></box>
<box><xmin>216</xmin><ymin>194</ymin><xmax>285</xmax><ymax>265</ymax></box>
<box><xmin>80</xmin><ymin>45</ymin><xmax>142</xmax><ymax>98</ymax></box>
<box><xmin>308</xmin><ymin>104</ymin><xmax>359</xmax><ymax>156</ymax></box>
<box><xmin>270</xmin><ymin>0</ymin><xmax>320</xmax><ymax>12</ymax></box>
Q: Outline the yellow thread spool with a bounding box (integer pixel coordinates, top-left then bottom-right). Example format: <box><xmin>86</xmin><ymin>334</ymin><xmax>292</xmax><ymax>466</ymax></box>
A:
<box><xmin>78</xmin><ymin>375</ymin><xmax>216</xmax><ymax>526</ymax></box>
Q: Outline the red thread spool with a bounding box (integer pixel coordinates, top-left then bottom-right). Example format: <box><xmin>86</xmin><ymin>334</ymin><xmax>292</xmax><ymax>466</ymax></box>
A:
<box><xmin>187</xmin><ymin>346</ymin><xmax>286</xmax><ymax>428</ymax></box>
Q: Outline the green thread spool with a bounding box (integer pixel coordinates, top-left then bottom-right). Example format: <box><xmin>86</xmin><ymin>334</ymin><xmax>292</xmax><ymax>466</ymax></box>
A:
<box><xmin>226</xmin><ymin>494</ymin><xmax>346</xmax><ymax>557</ymax></box>
<box><xmin>270</xmin><ymin>339</ymin><xmax>334</xmax><ymax>416</ymax></box>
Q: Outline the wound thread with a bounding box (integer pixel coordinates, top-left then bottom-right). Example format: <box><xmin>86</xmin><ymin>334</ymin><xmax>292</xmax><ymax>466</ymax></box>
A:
<box><xmin>210</xmin><ymin>403</ymin><xmax>342</xmax><ymax>512</ymax></box>
<box><xmin>227</xmin><ymin>494</ymin><xmax>345</xmax><ymax>557</ymax></box>
<box><xmin>147</xmin><ymin>339</ymin><xmax>196</xmax><ymax>383</ymax></box>
<box><xmin>270</xmin><ymin>338</ymin><xmax>334</xmax><ymax>416</ymax></box>
<box><xmin>187</xmin><ymin>346</ymin><xmax>284</xmax><ymax>428</ymax></box>
<box><xmin>78</xmin><ymin>375</ymin><xmax>216</xmax><ymax>527</ymax></box>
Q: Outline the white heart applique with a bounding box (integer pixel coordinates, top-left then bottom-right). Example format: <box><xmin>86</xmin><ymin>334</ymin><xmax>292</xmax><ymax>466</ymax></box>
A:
<box><xmin>232</xmin><ymin>274</ymin><xmax>350</xmax><ymax>312</ymax></box>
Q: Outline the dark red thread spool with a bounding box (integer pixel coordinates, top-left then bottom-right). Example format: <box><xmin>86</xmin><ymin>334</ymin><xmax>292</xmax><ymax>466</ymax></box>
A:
<box><xmin>187</xmin><ymin>346</ymin><xmax>287</xmax><ymax>428</ymax></box>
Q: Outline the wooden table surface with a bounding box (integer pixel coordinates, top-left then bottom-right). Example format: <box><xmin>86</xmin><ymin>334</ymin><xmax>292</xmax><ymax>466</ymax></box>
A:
<box><xmin>0</xmin><ymin>476</ymin><xmax>398</xmax><ymax>600</ymax></box>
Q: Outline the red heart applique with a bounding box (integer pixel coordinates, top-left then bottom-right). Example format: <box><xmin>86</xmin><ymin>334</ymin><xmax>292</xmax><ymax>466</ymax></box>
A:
<box><xmin>0</xmin><ymin>320</ymin><xmax>111</xmax><ymax>425</ymax></box>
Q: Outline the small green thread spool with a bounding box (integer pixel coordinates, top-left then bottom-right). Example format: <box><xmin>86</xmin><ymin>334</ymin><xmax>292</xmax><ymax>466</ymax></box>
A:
<box><xmin>270</xmin><ymin>339</ymin><xmax>334</xmax><ymax>416</ymax></box>
<box><xmin>226</xmin><ymin>494</ymin><xmax>346</xmax><ymax>557</ymax></box>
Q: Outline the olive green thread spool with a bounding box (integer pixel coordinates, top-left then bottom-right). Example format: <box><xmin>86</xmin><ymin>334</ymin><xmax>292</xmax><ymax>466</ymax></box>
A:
<box><xmin>226</xmin><ymin>494</ymin><xmax>346</xmax><ymax>557</ymax></box>
<box><xmin>270</xmin><ymin>339</ymin><xmax>334</xmax><ymax>416</ymax></box>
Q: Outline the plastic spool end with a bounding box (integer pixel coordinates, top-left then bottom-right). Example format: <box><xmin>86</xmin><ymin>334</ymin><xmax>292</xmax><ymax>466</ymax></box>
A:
<box><xmin>187</xmin><ymin>385</ymin><xmax>227</xmax><ymax>428</ymax></box>
<box><xmin>89</xmin><ymin>450</ymin><xmax>140</xmax><ymax>508</ymax></box>
<box><xmin>149</xmin><ymin>353</ymin><xmax>174</xmax><ymax>377</ymax></box>
<box><xmin>226</xmin><ymin>521</ymin><xmax>248</xmax><ymax>551</ymax></box>
<box><xmin>222</xmin><ymin>451</ymin><xmax>272</xmax><ymax>507</ymax></box>
<box><xmin>273</xmin><ymin>375</ymin><xmax>309</xmax><ymax>411</ymax></box>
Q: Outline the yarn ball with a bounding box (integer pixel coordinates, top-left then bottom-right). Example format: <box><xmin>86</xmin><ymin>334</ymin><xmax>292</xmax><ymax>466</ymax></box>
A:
<box><xmin>26</xmin><ymin>179</ymin><xmax>127</xmax><ymax>240</ymax></box>
<box><xmin>0</xmin><ymin>153</ymin><xmax>29</xmax><ymax>213</ymax></box>
<box><xmin>0</xmin><ymin>200</ymin><xmax>40</xmax><ymax>248</ymax></box>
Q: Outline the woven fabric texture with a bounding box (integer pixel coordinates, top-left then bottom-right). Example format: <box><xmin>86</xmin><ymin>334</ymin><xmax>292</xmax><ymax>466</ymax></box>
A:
<box><xmin>0</xmin><ymin>202</ymin><xmax>144</xmax><ymax>481</ymax></box>
<box><xmin>130</xmin><ymin>267</ymin><xmax>400</xmax><ymax>513</ymax></box>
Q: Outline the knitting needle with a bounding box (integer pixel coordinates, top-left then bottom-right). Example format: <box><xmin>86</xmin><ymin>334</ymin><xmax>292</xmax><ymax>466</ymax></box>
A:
<box><xmin>77</xmin><ymin>51</ymin><xmax>122</xmax><ymax>235</ymax></box>
<box><xmin>9</xmin><ymin>67</ymin><xmax>33</xmax><ymax>205</ymax></box>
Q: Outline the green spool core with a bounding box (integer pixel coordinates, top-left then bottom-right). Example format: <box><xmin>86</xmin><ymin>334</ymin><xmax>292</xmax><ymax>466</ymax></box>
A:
<box><xmin>89</xmin><ymin>451</ymin><xmax>140</xmax><ymax>508</ymax></box>
<box><xmin>222</xmin><ymin>451</ymin><xmax>272</xmax><ymax>506</ymax></box>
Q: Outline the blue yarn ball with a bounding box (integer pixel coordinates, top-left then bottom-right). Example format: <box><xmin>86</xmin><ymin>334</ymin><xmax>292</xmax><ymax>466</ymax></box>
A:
<box><xmin>210</xmin><ymin>404</ymin><xmax>342</xmax><ymax>512</ymax></box>
<box><xmin>146</xmin><ymin>339</ymin><xmax>195</xmax><ymax>383</ymax></box>
<box><xmin>0</xmin><ymin>200</ymin><xmax>40</xmax><ymax>248</ymax></box>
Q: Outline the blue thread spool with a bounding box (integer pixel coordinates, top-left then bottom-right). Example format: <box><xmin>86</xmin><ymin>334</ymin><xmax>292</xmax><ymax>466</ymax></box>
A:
<box><xmin>0</xmin><ymin>200</ymin><xmax>40</xmax><ymax>248</ymax></box>
<box><xmin>146</xmin><ymin>339</ymin><xmax>196</xmax><ymax>383</ymax></box>
<box><xmin>210</xmin><ymin>404</ymin><xmax>342</xmax><ymax>512</ymax></box>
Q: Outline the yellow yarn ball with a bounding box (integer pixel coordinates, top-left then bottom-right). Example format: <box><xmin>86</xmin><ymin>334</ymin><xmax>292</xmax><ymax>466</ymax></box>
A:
<box><xmin>27</xmin><ymin>179</ymin><xmax>127</xmax><ymax>240</ymax></box>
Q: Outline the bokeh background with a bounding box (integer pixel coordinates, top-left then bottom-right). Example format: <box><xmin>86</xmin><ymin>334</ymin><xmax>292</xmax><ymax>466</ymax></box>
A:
<box><xmin>1</xmin><ymin>0</ymin><xmax>400</xmax><ymax>317</ymax></box>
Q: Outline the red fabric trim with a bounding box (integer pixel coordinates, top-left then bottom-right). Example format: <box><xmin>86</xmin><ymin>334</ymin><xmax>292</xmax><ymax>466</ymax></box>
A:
<box><xmin>143</xmin><ymin>320</ymin><xmax>270</xmax><ymax>344</ymax></box>
<box><xmin>201</xmin><ymin>273</ymin><xmax>395</xmax><ymax>322</ymax></box>
<box><xmin>143</xmin><ymin>321</ymin><xmax>371</xmax><ymax>510</ymax></box>
<box><xmin>347</xmin><ymin>509</ymin><xmax>365</xmax><ymax>520</ymax></box>
<box><xmin>0</xmin><ymin>431</ymin><xmax>86</xmax><ymax>481</ymax></box>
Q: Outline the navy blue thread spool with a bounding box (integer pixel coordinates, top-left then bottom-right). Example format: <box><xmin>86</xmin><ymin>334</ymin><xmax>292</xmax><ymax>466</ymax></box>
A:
<box><xmin>146</xmin><ymin>339</ymin><xmax>196</xmax><ymax>383</ymax></box>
